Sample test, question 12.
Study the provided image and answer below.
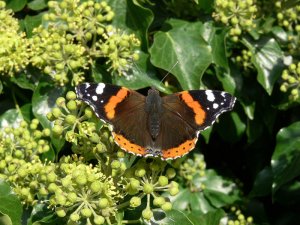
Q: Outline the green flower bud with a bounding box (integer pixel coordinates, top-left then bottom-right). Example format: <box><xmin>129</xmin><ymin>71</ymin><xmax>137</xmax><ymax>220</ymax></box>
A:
<box><xmin>56</xmin><ymin>97</ymin><xmax>66</xmax><ymax>106</ymax></box>
<box><xmin>70</xmin><ymin>213</ymin><xmax>80</xmax><ymax>221</ymax></box>
<box><xmin>66</xmin><ymin>100</ymin><xmax>77</xmax><ymax>111</ymax></box>
<box><xmin>66</xmin><ymin>91</ymin><xmax>77</xmax><ymax>100</ymax></box>
<box><xmin>130</xmin><ymin>196</ymin><xmax>141</xmax><ymax>207</ymax></box>
<box><xmin>81</xmin><ymin>207</ymin><xmax>92</xmax><ymax>218</ymax></box>
<box><xmin>75</xmin><ymin>175</ymin><xmax>87</xmax><ymax>185</ymax></box>
<box><xmin>52</xmin><ymin>125</ymin><xmax>63</xmax><ymax>136</ymax></box>
<box><xmin>90</xmin><ymin>181</ymin><xmax>103</xmax><ymax>193</ymax></box>
<box><xmin>94</xmin><ymin>215</ymin><xmax>105</xmax><ymax>225</ymax></box>
<box><xmin>158</xmin><ymin>176</ymin><xmax>169</xmax><ymax>186</ymax></box>
<box><xmin>67</xmin><ymin>192</ymin><xmax>78</xmax><ymax>203</ymax></box>
<box><xmin>135</xmin><ymin>167</ymin><xmax>146</xmax><ymax>177</ymax></box>
<box><xmin>153</xmin><ymin>196</ymin><xmax>165</xmax><ymax>206</ymax></box>
<box><xmin>56</xmin><ymin>207</ymin><xmax>66</xmax><ymax>217</ymax></box>
<box><xmin>161</xmin><ymin>202</ymin><xmax>172</xmax><ymax>211</ymax></box>
<box><xmin>143</xmin><ymin>183</ymin><xmax>154</xmax><ymax>194</ymax></box>
<box><xmin>65</xmin><ymin>115</ymin><xmax>77</xmax><ymax>125</ymax></box>
<box><xmin>98</xmin><ymin>198</ymin><xmax>109</xmax><ymax>208</ymax></box>
<box><xmin>142</xmin><ymin>208</ymin><xmax>153</xmax><ymax>220</ymax></box>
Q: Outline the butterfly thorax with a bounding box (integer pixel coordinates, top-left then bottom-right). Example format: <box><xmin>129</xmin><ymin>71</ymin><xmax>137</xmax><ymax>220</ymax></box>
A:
<box><xmin>145</xmin><ymin>88</ymin><xmax>163</xmax><ymax>140</ymax></box>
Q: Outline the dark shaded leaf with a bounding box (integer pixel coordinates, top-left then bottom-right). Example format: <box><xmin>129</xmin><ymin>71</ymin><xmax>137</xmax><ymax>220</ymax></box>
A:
<box><xmin>0</xmin><ymin>180</ymin><xmax>22</xmax><ymax>225</ymax></box>
<box><xmin>150</xmin><ymin>19</ymin><xmax>212</xmax><ymax>90</ymax></box>
<box><xmin>242</xmin><ymin>36</ymin><xmax>284</xmax><ymax>95</ymax></box>
<box><xmin>250</xmin><ymin>166</ymin><xmax>273</xmax><ymax>197</ymax></box>
<box><xmin>272</xmin><ymin>121</ymin><xmax>300</xmax><ymax>193</ymax></box>
<box><xmin>23</xmin><ymin>14</ymin><xmax>43</xmax><ymax>37</ymax></box>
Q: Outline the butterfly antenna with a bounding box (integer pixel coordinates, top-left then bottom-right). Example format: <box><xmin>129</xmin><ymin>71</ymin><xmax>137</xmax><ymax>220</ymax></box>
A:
<box><xmin>160</xmin><ymin>60</ymin><xmax>179</xmax><ymax>84</ymax></box>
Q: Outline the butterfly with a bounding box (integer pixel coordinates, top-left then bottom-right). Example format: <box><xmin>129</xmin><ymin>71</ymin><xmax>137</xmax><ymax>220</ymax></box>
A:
<box><xmin>76</xmin><ymin>83</ymin><xmax>236</xmax><ymax>160</ymax></box>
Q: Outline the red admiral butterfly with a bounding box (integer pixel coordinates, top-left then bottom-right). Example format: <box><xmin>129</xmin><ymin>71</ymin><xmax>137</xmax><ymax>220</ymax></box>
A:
<box><xmin>76</xmin><ymin>83</ymin><xmax>236</xmax><ymax>160</ymax></box>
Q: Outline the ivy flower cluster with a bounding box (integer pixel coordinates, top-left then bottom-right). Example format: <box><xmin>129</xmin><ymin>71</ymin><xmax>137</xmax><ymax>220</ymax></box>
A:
<box><xmin>0</xmin><ymin>119</ymin><xmax>51</xmax><ymax>204</ymax></box>
<box><xmin>275</xmin><ymin>1</ymin><xmax>300</xmax><ymax>55</ymax></box>
<box><xmin>280</xmin><ymin>62</ymin><xmax>300</xmax><ymax>101</ymax></box>
<box><xmin>224</xmin><ymin>206</ymin><xmax>254</xmax><ymax>225</ymax></box>
<box><xmin>30</xmin><ymin>0</ymin><xmax>140</xmax><ymax>86</ymax></box>
<box><xmin>123</xmin><ymin>159</ymin><xmax>179</xmax><ymax>221</ymax></box>
<box><xmin>48</xmin><ymin>156</ymin><xmax>121</xmax><ymax>225</ymax></box>
<box><xmin>235</xmin><ymin>49</ymin><xmax>253</xmax><ymax>71</ymax></box>
<box><xmin>213</xmin><ymin>0</ymin><xmax>258</xmax><ymax>42</ymax></box>
<box><xmin>178</xmin><ymin>154</ymin><xmax>206</xmax><ymax>191</ymax></box>
<box><xmin>0</xmin><ymin>1</ymin><xmax>31</xmax><ymax>76</ymax></box>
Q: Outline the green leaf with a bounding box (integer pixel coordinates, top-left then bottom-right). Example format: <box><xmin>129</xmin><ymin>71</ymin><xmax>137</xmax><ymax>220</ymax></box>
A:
<box><xmin>27</xmin><ymin>0</ymin><xmax>47</xmax><ymax>10</ymax></box>
<box><xmin>216</xmin><ymin>111</ymin><xmax>246</xmax><ymax>143</ymax></box>
<box><xmin>242</xmin><ymin>36</ymin><xmax>284</xmax><ymax>95</ymax></box>
<box><xmin>107</xmin><ymin>0</ymin><xmax>153</xmax><ymax>50</ymax></box>
<box><xmin>0</xmin><ymin>109</ymin><xmax>23</xmax><ymax>128</ymax></box>
<box><xmin>0</xmin><ymin>80</ymin><xmax>2</xmax><ymax>94</ymax></box>
<box><xmin>6</xmin><ymin>0</ymin><xmax>26</xmax><ymax>12</ymax></box>
<box><xmin>274</xmin><ymin>180</ymin><xmax>300</xmax><ymax>205</ymax></box>
<box><xmin>202</xmin><ymin>170</ymin><xmax>241</xmax><ymax>207</ymax></box>
<box><xmin>0</xmin><ymin>214</ymin><xmax>12</xmax><ymax>225</ymax></box>
<box><xmin>153</xmin><ymin>209</ymin><xmax>225</xmax><ymax>225</ymax></box>
<box><xmin>171</xmin><ymin>188</ymin><xmax>216</xmax><ymax>213</ymax></box>
<box><xmin>23</xmin><ymin>14</ymin><xmax>43</xmax><ymax>37</ymax></box>
<box><xmin>150</xmin><ymin>20</ymin><xmax>228</xmax><ymax>90</ymax></box>
<box><xmin>250</xmin><ymin>166</ymin><xmax>273</xmax><ymax>197</ymax></box>
<box><xmin>10</xmin><ymin>73</ymin><xmax>36</xmax><ymax>91</ymax></box>
<box><xmin>152</xmin><ymin>209</ymin><xmax>195</xmax><ymax>225</ymax></box>
<box><xmin>113</xmin><ymin>52</ymin><xmax>172</xmax><ymax>93</ymax></box>
<box><xmin>32</xmin><ymin>81</ymin><xmax>65</xmax><ymax>151</ymax></box>
<box><xmin>188</xmin><ymin>209</ymin><xmax>225</xmax><ymax>225</ymax></box>
<box><xmin>271</xmin><ymin>121</ymin><xmax>300</xmax><ymax>193</ymax></box>
<box><xmin>0</xmin><ymin>180</ymin><xmax>22</xmax><ymax>225</ymax></box>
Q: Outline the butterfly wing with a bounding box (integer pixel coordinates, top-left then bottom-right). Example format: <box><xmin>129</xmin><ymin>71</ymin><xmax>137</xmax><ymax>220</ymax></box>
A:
<box><xmin>76</xmin><ymin>83</ymin><xmax>152</xmax><ymax>156</ymax></box>
<box><xmin>157</xmin><ymin>90</ymin><xmax>236</xmax><ymax>159</ymax></box>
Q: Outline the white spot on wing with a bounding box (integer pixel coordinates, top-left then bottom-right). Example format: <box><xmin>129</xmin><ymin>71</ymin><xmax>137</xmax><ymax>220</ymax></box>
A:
<box><xmin>96</xmin><ymin>83</ymin><xmax>105</xmax><ymax>95</ymax></box>
<box><xmin>100</xmin><ymin>100</ymin><xmax>104</xmax><ymax>103</ymax></box>
<box><xmin>206</xmin><ymin>90</ymin><xmax>215</xmax><ymax>102</ymax></box>
<box><xmin>92</xmin><ymin>96</ymin><xmax>97</xmax><ymax>101</ymax></box>
<box><xmin>213</xmin><ymin>103</ymin><xmax>219</xmax><ymax>109</ymax></box>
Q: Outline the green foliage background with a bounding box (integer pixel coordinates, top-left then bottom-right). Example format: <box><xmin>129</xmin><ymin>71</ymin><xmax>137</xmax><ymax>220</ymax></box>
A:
<box><xmin>1</xmin><ymin>0</ymin><xmax>300</xmax><ymax>224</ymax></box>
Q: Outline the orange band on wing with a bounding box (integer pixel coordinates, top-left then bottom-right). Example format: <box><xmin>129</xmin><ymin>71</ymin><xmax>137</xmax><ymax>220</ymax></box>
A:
<box><xmin>180</xmin><ymin>91</ymin><xmax>206</xmax><ymax>125</ymax></box>
<box><xmin>104</xmin><ymin>88</ymin><xmax>129</xmax><ymax>119</ymax></box>
<box><xmin>162</xmin><ymin>138</ymin><xmax>197</xmax><ymax>159</ymax></box>
<box><xmin>112</xmin><ymin>132</ymin><xmax>146</xmax><ymax>156</ymax></box>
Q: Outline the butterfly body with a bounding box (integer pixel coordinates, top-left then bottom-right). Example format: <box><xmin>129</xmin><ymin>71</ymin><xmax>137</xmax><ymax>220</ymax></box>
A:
<box><xmin>76</xmin><ymin>83</ymin><xmax>236</xmax><ymax>160</ymax></box>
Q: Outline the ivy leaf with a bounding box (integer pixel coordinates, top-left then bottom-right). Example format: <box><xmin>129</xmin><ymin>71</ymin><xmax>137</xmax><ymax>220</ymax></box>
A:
<box><xmin>0</xmin><ymin>180</ymin><xmax>22</xmax><ymax>225</ymax></box>
<box><xmin>242</xmin><ymin>36</ymin><xmax>284</xmax><ymax>95</ymax></box>
<box><xmin>271</xmin><ymin>121</ymin><xmax>300</xmax><ymax>194</ymax></box>
<box><xmin>32</xmin><ymin>81</ymin><xmax>65</xmax><ymax>152</ymax></box>
<box><xmin>171</xmin><ymin>188</ymin><xmax>216</xmax><ymax>213</ymax></box>
<box><xmin>150</xmin><ymin>19</ymin><xmax>228</xmax><ymax>90</ymax></box>
<box><xmin>202</xmin><ymin>170</ymin><xmax>241</xmax><ymax>207</ymax></box>
<box><xmin>27</xmin><ymin>0</ymin><xmax>47</xmax><ymax>11</ymax></box>
<box><xmin>113</xmin><ymin>52</ymin><xmax>172</xmax><ymax>93</ymax></box>
<box><xmin>6</xmin><ymin>0</ymin><xmax>27</xmax><ymax>12</ymax></box>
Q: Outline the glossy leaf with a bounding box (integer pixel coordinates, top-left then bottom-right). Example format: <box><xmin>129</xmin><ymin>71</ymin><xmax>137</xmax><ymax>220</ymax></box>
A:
<box><xmin>171</xmin><ymin>188</ymin><xmax>216</xmax><ymax>213</ymax></box>
<box><xmin>243</xmin><ymin>36</ymin><xmax>284</xmax><ymax>95</ymax></box>
<box><xmin>272</xmin><ymin>121</ymin><xmax>300</xmax><ymax>193</ymax></box>
<box><xmin>32</xmin><ymin>81</ymin><xmax>65</xmax><ymax>151</ymax></box>
<box><xmin>202</xmin><ymin>170</ymin><xmax>241</xmax><ymax>207</ymax></box>
<box><xmin>150</xmin><ymin>19</ymin><xmax>215</xmax><ymax>90</ymax></box>
<box><xmin>0</xmin><ymin>180</ymin><xmax>22</xmax><ymax>225</ymax></box>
